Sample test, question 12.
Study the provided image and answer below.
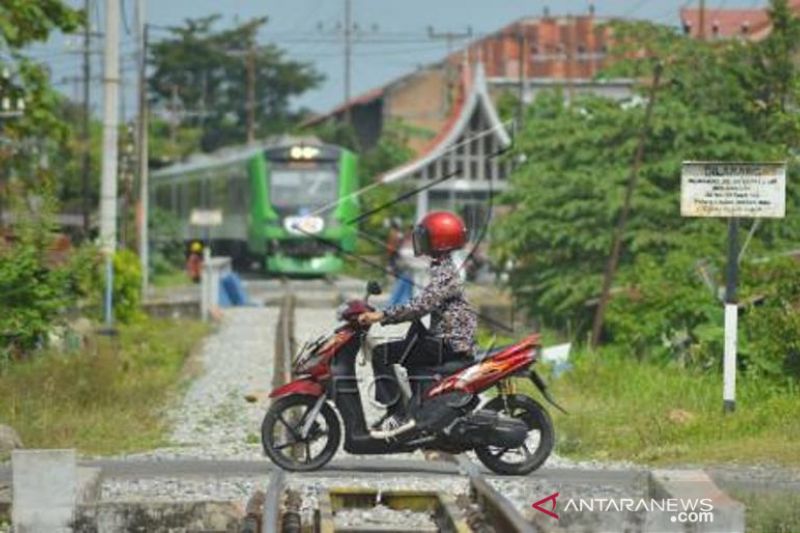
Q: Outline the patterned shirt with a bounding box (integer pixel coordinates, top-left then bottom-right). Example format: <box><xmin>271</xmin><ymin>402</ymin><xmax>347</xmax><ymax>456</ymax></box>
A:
<box><xmin>382</xmin><ymin>254</ymin><xmax>477</xmax><ymax>354</ymax></box>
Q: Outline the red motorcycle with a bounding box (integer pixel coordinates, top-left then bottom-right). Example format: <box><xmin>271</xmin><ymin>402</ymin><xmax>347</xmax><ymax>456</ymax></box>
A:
<box><xmin>261</xmin><ymin>281</ymin><xmax>565</xmax><ymax>475</ymax></box>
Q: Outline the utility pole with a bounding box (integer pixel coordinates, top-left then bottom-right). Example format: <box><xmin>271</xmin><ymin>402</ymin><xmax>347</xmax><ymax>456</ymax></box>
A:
<box><xmin>100</xmin><ymin>0</ymin><xmax>121</xmax><ymax>326</ymax></box>
<box><xmin>343</xmin><ymin>0</ymin><xmax>352</xmax><ymax>124</ymax></box>
<box><xmin>246</xmin><ymin>39</ymin><xmax>256</xmax><ymax>144</ymax></box>
<box><xmin>590</xmin><ymin>62</ymin><xmax>662</xmax><ymax>348</ymax></box>
<box><xmin>136</xmin><ymin>0</ymin><xmax>149</xmax><ymax>294</ymax></box>
<box><xmin>516</xmin><ymin>26</ymin><xmax>526</xmax><ymax>129</ymax></box>
<box><xmin>81</xmin><ymin>0</ymin><xmax>92</xmax><ymax>236</ymax></box>
<box><xmin>428</xmin><ymin>26</ymin><xmax>473</xmax><ymax>108</ymax></box>
<box><xmin>699</xmin><ymin>0</ymin><xmax>706</xmax><ymax>41</ymax></box>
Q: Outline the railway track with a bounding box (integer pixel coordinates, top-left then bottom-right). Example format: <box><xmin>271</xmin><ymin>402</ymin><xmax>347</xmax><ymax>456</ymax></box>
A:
<box><xmin>251</xmin><ymin>288</ymin><xmax>537</xmax><ymax>533</ymax></box>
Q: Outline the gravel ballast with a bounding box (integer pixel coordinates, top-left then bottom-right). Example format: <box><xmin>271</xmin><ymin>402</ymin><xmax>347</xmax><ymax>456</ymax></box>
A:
<box><xmin>119</xmin><ymin>307</ymin><xmax>278</xmax><ymax>462</ymax></box>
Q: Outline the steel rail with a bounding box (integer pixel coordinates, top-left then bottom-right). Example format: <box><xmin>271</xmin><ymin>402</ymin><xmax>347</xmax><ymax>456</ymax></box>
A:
<box><xmin>453</xmin><ymin>455</ymin><xmax>537</xmax><ymax>533</ymax></box>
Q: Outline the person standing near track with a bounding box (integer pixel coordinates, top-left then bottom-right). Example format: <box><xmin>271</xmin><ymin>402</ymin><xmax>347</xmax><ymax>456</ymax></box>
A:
<box><xmin>186</xmin><ymin>241</ymin><xmax>204</xmax><ymax>283</ymax></box>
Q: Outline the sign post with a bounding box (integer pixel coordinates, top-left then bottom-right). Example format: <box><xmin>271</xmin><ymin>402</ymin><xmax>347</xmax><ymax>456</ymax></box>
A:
<box><xmin>681</xmin><ymin>161</ymin><xmax>786</xmax><ymax>412</ymax></box>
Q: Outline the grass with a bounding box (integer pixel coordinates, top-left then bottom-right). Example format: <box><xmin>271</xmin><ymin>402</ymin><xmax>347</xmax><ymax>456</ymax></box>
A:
<box><xmin>0</xmin><ymin>317</ymin><xmax>209</xmax><ymax>456</ymax></box>
<box><xmin>728</xmin><ymin>489</ymin><xmax>800</xmax><ymax>533</ymax></box>
<box><xmin>521</xmin><ymin>348</ymin><xmax>800</xmax><ymax>467</ymax></box>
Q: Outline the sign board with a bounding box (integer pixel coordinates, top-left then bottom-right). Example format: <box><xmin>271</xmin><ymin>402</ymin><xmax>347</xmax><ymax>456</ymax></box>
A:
<box><xmin>190</xmin><ymin>208</ymin><xmax>223</xmax><ymax>226</ymax></box>
<box><xmin>681</xmin><ymin>162</ymin><xmax>786</xmax><ymax>218</ymax></box>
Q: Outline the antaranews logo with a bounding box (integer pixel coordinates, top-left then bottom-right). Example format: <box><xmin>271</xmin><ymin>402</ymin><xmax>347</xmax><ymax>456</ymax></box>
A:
<box><xmin>532</xmin><ymin>493</ymin><xmax>715</xmax><ymax>525</ymax></box>
<box><xmin>532</xmin><ymin>492</ymin><xmax>560</xmax><ymax>519</ymax></box>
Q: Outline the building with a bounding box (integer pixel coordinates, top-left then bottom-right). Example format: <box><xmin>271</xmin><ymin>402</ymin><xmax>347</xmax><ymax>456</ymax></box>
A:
<box><xmin>379</xmin><ymin>62</ymin><xmax>511</xmax><ymax>232</ymax></box>
<box><xmin>304</xmin><ymin>9</ymin><xmax>639</xmax><ymax>225</ymax></box>
<box><xmin>304</xmin><ymin>9</ymin><xmax>633</xmax><ymax>153</ymax></box>
<box><xmin>679</xmin><ymin>1</ymin><xmax>800</xmax><ymax>41</ymax></box>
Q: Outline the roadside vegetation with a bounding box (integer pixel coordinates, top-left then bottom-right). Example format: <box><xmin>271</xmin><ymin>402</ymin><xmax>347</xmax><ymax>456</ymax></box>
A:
<box><xmin>728</xmin><ymin>488</ymin><xmax>800</xmax><ymax>533</ymax></box>
<box><xmin>493</xmin><ymin>0</ymin><xmax>800</xmax><ymax>468</ymax></box>
<box><xmin>535</xmin><ymin>350</ymin><xmax>800</xmax><ymax>466</ymax></box>
<box><xmin>0</xmin><ymin>317</ymin><xmax>208</xmax><ymax>456</ymax></box>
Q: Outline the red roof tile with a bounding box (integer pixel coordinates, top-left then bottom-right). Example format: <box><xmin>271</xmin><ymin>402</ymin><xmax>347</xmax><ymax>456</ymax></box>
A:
<box><xmin>680</xmin><ymin>1</ymin><xmax>800</xmax><ymax>40</ymax></box>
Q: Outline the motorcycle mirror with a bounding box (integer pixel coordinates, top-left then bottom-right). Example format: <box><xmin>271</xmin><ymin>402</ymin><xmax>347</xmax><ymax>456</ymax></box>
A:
<box><xmin>366</xmin><ymin>280</ymin><xmax>382</xmax><ymax>296</ymax></box>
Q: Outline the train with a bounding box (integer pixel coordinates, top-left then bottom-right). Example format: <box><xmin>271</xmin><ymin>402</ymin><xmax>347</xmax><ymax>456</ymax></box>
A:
<box><xmin>150</xmin><ymin>138</ymin><xmax>359</xmax><ymax>275</ymax></box>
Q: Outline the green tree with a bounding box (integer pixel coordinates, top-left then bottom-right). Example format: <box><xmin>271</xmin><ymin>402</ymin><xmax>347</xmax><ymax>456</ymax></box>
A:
<box><xmin>0</xmin><ymin>0</ymin><xmax>82</xmax><ymax>206</ymax></box>
<box><xmin>148</xmin><ymin>15</ymin><xmax>322</xmax><ymax>155</ymax></box>
<box><xmin>494</xmin><ymin>0</ymin><xmax>800</xmax><ymax>349</ymax></box>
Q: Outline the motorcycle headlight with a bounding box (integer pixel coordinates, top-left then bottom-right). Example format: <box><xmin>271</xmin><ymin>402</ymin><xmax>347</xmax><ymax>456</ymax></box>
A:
<box><xmin>336</xmin><ymin>302</ymin><xmax>349</xmax><ymax>321</ymax></box>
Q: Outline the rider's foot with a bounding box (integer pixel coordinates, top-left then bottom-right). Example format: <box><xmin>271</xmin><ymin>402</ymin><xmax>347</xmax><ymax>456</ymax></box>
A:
<box><xmin>370</xmin><ymin>409</ymin><xmax>405</xmax><ymax>430</ymax></box>
<box><xmin>369</xmin><ymin>414</ymin><xmax>416</xmax><ymax>439</ymax></box>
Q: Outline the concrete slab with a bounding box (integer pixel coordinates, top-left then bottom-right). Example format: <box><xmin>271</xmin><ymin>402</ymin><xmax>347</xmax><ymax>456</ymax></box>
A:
<box><xmin>12</xmin><ymin>449</ymin><xmax>77</xmax><ymax>533</ymax></box>
<box><xmin>77</xmin><ymin>467</ymin><xmax>102</xmax><ymax>504</ymax></box>
<box><xmin>647</xmin><ymin>469</ymin><xmax>745</xmax><ymax>533</ymax></box>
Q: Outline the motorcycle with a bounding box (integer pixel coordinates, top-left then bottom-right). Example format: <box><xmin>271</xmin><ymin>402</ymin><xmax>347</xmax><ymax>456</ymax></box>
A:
<box><xmin>261</xmin><ymin>281</ymin><xmax>566</xmax><ymax>475</ymax></box>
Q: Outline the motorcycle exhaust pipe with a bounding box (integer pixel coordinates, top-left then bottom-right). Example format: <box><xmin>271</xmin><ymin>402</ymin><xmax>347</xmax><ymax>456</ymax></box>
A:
<box><xmin>529</xmin><ymin>369</ymin><xmax>569</xmax><ymax>414</ymax></box>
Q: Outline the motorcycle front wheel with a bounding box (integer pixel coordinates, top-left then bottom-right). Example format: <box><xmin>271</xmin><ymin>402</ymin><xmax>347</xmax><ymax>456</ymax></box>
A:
<box><xmin>474</xmin><ymin>394</ymin><xmax>554</xmax><ymax>475</ymax></box>
<box><xmin>262</xmin><ymin>394</ymin><xmax>341</xmax><ymax>472</ymax></box>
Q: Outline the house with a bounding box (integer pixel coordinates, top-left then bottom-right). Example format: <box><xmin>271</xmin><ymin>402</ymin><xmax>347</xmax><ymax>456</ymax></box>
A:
<box><xmin>304</xmin><ymin>8</ymin><xmax>634</xmax><ymax>153</ymax></box>
<box><xmin>305</xmin><ymin>8</ymin><xmax>637</xmax><ymax>225</ymax></box>
<box><xmin>679</xmin><ymin>1</ymin><xmax>800</xmax><ymax>40</ymax></box>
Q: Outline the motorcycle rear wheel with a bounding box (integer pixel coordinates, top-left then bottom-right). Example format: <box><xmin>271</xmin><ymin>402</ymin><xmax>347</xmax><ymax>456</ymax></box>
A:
<box><xmin>262</xmin><ymin>394</ymin><xmax>341</xmax><ymax>472</ymax></box>
<box><xmin>474</xmin><ymin>394</ymin><xmax>554</xmax><ymax>475</ymax></box>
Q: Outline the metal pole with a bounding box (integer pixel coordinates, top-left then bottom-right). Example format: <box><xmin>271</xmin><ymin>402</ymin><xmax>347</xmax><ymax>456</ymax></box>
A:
<box><xmin>343</xmin><ymin>0</ymin><xmax>352</xmax><ymax>124</ymax></box>
<box><xmin>136</xmin><ymin>3</ymin><xmax>149</xmax><ymax>295</ymax></box>
<box><xmin>590</xmin><ymin>62</ymin><xmax>662</xmax><ymax>348</ymax></box>
<box><xmin>723</xmin><ymin>217</ymin><xmax>739</xmax><ymax>413</ymax></box>
<box><xmin>81</xmin><ymin>0</ymin><xmax>92</xmax><ymax>237</ymax></box>
<box><xmin>100</xmin><ymin>0</ymin><xmax>121</xmax><ymax>326</ymax></box>
<box><xmin>246</xmin><ymin>40</ymin><xmax>256</xmax><ymax>144</ymax></box>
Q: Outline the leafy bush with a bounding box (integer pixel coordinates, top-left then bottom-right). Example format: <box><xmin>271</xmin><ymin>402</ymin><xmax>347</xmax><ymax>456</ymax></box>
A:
<box><xmin>0</xmin><ymin>237</ymin><xmax>70</xmax><ymax>355</ymax></box>
<box><xmin>109</xmin><ymin>249</ymin><xmax>144</xmax><ymax>323</ymax></box>
<box><xmin>605</xmin><ymin>252</ymin><xmax>722</xmax><ymax>365</ymax></box>
<box><xmin>740</xmin><ymin>258</ymin><xmax>800</xmax><ymax>382</ymax></box>
<box><xmin>606</xmin><ymin>253</ymin><xmax>800</xmax><ymax>383</ymax></box>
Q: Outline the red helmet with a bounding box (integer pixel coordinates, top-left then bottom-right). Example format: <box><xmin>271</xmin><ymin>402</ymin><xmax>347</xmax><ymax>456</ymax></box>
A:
<box><xmin>412</xmin><ymin>211</ymin><xmax>467</xmax><ymax>257</ymax></box>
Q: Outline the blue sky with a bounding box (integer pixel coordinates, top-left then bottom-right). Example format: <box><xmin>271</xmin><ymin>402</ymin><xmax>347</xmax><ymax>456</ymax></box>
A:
<box><xmin>31</xmin><ymin>0</ymin><xmax>766</xmax><ymax>120</ymax></box>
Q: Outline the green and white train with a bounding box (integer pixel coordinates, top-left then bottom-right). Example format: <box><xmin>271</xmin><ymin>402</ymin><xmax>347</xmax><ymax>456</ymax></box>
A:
<box><xmin>150</xmin><ymin>139</ymin><xmax>359</xmax><ymax>275</ymax></box>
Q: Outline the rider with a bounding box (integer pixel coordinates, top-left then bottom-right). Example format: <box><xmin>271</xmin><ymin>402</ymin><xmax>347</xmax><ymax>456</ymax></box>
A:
<box><xmin>358</xmin><ymin>211</ymin><xmax>477</xmax><ymax>436</ymax></box>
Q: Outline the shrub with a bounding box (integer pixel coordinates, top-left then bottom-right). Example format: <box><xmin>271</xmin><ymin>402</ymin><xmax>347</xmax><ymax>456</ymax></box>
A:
<box><xmin>0</xmin><ymin>238</ymin><xmax>70</xmax><ymax>355</ymax></box>
<box><xmin>108</xmin><ymin>249</ymin><xmax>144</xmax><ymax>324</ymax></box>
<box><xmin>605</xmin><ymin>252</ymin><xmax>721</xmax><ymax>365</ymax></box>
<box><xmin>740</xmin><ymin>257</ymin><xmax>800</xmax><ymax>382</ymax></box>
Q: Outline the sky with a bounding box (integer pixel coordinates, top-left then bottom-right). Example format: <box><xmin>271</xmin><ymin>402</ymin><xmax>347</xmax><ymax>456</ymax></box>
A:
<box><xmin>30</xmin><ymin>0</ymin><xmax>767</xmax><ymax>120</ymax></box>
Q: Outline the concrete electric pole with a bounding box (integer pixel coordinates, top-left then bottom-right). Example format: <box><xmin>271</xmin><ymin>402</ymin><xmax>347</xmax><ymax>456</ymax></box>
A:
<box><xmin>81</xmin><ymin>0</ymin><xmax>92</xmax><ymax>236</ymax></box>
<box><xmin>100</xmin><ymin>0</ymin><xmax>121</xmax><ymax>325</ymax></box>
<box><xmin>136</xmin><ymin>0</ymin><xmax>149</xmax><ymax>295</ymax></box>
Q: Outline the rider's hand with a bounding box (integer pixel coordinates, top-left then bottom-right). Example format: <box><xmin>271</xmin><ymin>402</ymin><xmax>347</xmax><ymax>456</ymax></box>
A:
<box><xmin>358</xmin><ymin>311</ymin><xmax>384</xmax><ymax>326</ymax></box>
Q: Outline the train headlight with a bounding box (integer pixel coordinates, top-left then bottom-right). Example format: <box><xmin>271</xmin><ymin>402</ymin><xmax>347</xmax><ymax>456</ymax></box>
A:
<box><xmin>289</xmin><ymin>145</ymin><xmax>320</xmax><ymax>160</ymax></box>
<box><xmin>284</xmin><ymin>215</ymin><xmax>324</xmax><ymax>235</ymax></box>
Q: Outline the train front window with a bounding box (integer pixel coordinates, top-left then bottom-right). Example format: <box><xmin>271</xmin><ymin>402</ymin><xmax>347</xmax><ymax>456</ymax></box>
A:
<box><xmin>270</xmin><ymin>166</ymin><xmax>338</xmax><ymax>211</ymax></box>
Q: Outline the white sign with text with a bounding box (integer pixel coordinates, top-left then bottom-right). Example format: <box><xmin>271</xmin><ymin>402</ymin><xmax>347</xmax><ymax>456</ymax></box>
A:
<box><xmin>681</xmin><ymin>162</ymin><xmax>786</xmax><ymax>218</ymax></box>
